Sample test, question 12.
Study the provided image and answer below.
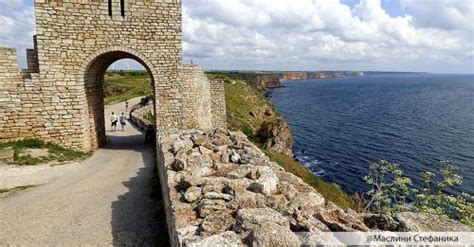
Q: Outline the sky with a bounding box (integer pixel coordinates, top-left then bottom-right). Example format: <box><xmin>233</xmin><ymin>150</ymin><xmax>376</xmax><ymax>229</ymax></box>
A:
<box><xmin>0</xmin><ymin>0</ymin><xmax>473</xmax><ymax>73</ymax></box>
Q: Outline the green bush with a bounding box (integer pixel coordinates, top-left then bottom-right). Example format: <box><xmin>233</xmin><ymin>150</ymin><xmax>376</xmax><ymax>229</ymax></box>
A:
<box><xmin>361</xmin><ymin>160</ymin><xmax>473</xmax><ymax>228</ymax></box>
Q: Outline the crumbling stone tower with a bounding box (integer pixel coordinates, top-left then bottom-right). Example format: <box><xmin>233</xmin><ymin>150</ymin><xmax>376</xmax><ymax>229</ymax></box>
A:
<box><xmin>0</xmin><ymin>0</ymin><xmax>226</xmax><ymax>151</ymax></box>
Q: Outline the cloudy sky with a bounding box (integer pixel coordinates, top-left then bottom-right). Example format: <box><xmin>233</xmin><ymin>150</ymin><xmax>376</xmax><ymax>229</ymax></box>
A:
<box><xmin>0</xmin><ymin>0</ymin><xmax>473</xmax><ymax>73</ymax></box>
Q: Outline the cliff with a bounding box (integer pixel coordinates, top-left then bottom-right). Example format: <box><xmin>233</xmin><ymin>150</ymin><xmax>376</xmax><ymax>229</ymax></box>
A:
<box><xmin>280</xmin><ymin>72</ymin><xmax>308</xmax><ymax>80</ymax></box>
<box><xmin>206</xmin><ymin>72</ymin><xmax>355</xmax><ymax>209</ymax></box>
<box><xmin>254</xmin><ymin>74</ymin><xmax>283</xmax><ymax>89</ymax></box>
<box><xmin>308</xmin><ymin>71</ymin><xmax>365</xmax><ymax>79</ymax></box>
<box><xmin>279</xmin><ymin>71</ymin><xmax>365</xmax><ymax>81</ymax></box>
<box><xmin>208</xmin><ymin>73</ymin><xmax>293</xmax><ymax>157</ymax></box>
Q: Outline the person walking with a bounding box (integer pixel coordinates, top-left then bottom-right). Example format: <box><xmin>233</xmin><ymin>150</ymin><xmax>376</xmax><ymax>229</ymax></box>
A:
<box><xmin>125</xmin><ymin>100</ymin><xmax>129</xmax><ymax>113</ymax></box>
<box><xmin>110</xmin><ymin>112</ymin><xmax>118</xmax><ymax>132</ymax></box>
<box><xmin>119</xmin><ymin>112</ymin><xmax>127</xmax><ymax>131</ymax></box>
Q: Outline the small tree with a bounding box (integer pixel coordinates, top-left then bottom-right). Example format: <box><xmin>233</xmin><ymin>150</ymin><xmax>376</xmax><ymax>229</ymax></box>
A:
<box><xmin>362</xmin><ymin>160</ymin><xmax>413</xmax><ymax>214</ymax></box>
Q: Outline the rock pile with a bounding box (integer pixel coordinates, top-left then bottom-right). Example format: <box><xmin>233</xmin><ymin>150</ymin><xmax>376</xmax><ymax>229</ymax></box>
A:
<box><xmin>159</xmin><ymin>129</ymin><xmax>371</xmax><ymax>246</ymax></box>
<box><xmin>159</xmin><ymin>129</ymin><xmax>471</xmax><ymax>246</ymax></box>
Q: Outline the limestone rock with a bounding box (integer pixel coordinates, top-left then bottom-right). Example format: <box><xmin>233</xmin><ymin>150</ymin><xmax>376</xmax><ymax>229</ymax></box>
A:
<box><xmin>248</xmin><ymin>166</ymin><xmax>279</xmax><ymax>196</ymax></box>
<box><xmin>235</xmin><ymin>208</ymin><xmax>288</xmax><ymax>232</ymax></box>
<box><xmin>184</xmin><ymin>186</ymin><xmax>202</xmax><ymax>203</ymax></box>
<box><xmin>187</xmin><ymin>231</ymin><xmax>242</xmax><ymax>247</ymax></box>
<box><xmin>267</xmin><ymin>194</ymin><xmax>288</xmax><ymax>212</ymax></box>
<box><xmin>249</xmin><ymin>223</ymin><xmax>301</xmax><ymax>247</ymax></box>
<box><xmin>291</xmin><ymin>209</ymin><xmax>330</xmax><ymax>232</ymax></box>
<box><xmin>395</xmin><ymin>212</ymin><xmax>471</xmax><ymax>232</ymax></box>
<box><xmin>315</xmin><ymin>207</ymin><xmax>369</xmax><ymax>232</ymax></box>
<box><xmin>230</xmin><ymin>150</ymin><xmax>241</xmax><ymax>164</ymax></box>
<box><xmin>278</xmin><ymin>182</ymin><xmax>298</xmax><ymax>201</ymax></box>
<box><xmin>198</xmin><ymin>199</ymin><xmax>229</xmax><ymax>218</ymax></box>
<box><xmin>288</xmin><ymin>192</ymin><xmax>325</xmax><ymax>212</ymax></box>
<box><xmin>203</xmin><ymin>192</ymin><xmax>233</xmax><ymax>201</ymax></box>
<box><xmin>172</xmin><ymin>138</ymin><xmax>194</xmax><ymax>154</ymax></box>
<box><xmin>201</xmin><ymin>211</ymin><xmax>236</xmax><ymax>235</ymax></box>
<box><xmin>171</xmin><ymin>158</ymin><xmax>186</xmax><ymax>171</ymax></box>
<box><xmin>363</xmin><ymin>214</ymin><xmax>400</xmax><ymax>231</ymax></box>
<box><xmin>234</xmin><ymin>191</ymin><xmax>267</xmax><ymax>209</ymax></box>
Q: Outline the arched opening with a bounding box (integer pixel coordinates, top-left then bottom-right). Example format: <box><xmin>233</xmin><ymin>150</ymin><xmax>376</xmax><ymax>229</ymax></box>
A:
<box><xmin>84</xmin><ymin>50</ymin><xmax>156</xmax><ymax>150</ymax></box>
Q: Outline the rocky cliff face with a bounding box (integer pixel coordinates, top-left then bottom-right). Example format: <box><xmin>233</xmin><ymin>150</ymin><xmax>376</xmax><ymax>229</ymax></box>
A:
<box><xmin>253</xmin><ymin>74</ymin><xmax>283</xmax><ymax>89</ymax></box>
<box><xmin>157</xmin><ymin>129</ymin><xmax>470</xmax><ymax>246</ymax></box>
<box><xmin>281</xmin><ymin>72</ymin><xmax>308</xmax><ymax>81</ymax></box>
<box><xmin>258</xmin><ymin>119</ymin><xmax>294</xmax><ymax>157</ymax></box>
<box><xmin>308</xmin><ymin>71</ymin><xmax>365</xmax><ymax>79</ymax></box>
<box><xmin>223</xmin><ymin>79</ymin><xmax>294</xmax><ymax>157</ymax></box>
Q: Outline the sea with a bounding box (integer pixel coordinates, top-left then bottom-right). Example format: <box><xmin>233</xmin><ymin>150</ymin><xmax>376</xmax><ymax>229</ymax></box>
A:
<box><xmin>269</xmin><ymin>72</ymin><xmax>474</xmax><ymax>196</ymax></box>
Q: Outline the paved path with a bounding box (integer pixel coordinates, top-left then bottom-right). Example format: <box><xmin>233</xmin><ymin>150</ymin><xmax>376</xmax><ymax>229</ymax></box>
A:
<box><xmin>0</xmin><ymin>99</ymin><xmax>166</xmax><ymax>246</ymax></box>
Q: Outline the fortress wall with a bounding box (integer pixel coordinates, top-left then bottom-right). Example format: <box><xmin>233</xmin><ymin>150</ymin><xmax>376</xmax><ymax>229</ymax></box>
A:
<box><xmin>0</xmin><ymin>48</ymin><xmax>23</xmax><ymax>142</ymax></box>
<box><xmin>1</xmin><ymin>0</ymin><xmax>226</xmax><ymax>151</ymax></box>
<box><xmin>179</xmin><ymin>64</ymin><xmax>213</xmax><ymax>130</ymax></box>
<box><xmin>0</xmin><ymin>48</ymin><xmax>45</xmax><ymax>143</ymax></box>
<box><xmin>33</xmin><ymin>0</ymin><xmax>182</xmax><ymax>150</ymax></box>
<box><xmin>210</xmin><ymin>79</ymin><xmax>227</xmax><ymax>129</ymax></box>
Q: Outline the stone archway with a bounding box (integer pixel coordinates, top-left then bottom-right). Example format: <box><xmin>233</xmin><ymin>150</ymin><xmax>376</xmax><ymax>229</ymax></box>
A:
<box><xmin>82</xmin><ymin>48</ymin><xmax>157</xmax><ymax>150</ymax></box>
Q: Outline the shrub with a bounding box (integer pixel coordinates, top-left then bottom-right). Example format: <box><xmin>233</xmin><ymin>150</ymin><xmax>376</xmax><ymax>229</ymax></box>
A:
<box><xmin>360</xmin><ymin>160</ymin><xmax>473</xmax><ymax>227</ymax></box>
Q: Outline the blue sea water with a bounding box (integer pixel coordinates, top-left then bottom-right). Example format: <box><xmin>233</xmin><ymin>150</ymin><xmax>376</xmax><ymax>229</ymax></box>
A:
<box><xmin>269</xmin><ymin>73</ymin><xmax>474</xmax><ymax>195</ymax></box>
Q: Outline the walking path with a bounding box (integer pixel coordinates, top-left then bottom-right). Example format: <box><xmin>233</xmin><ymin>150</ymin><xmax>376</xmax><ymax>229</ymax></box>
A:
<box><xmin>0</xmin><ymin>98</ymin><xmax>165</xmax><ymax>245</ymax></box>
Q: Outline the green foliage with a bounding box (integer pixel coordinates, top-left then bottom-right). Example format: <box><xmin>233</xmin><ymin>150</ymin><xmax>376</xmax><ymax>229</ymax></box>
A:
<box><xmin>103</xmin><ymin>71</ymin><xmax>153</xmax><ymax>105</ymax></box>
<box><xmin>0</xmin><ymin>139</ymin><xmax>90</xmax><ymax>166</ymax></box>
<box><xmin>143</xmin><ymin>111</ymin><xmax>155</xmax><ymax>124</ymax></box>
<box><xmin>362</xmin><ymin>160</ymin><xmax>473</xmax><ymax>228</ymax></box>
<box><xmin>140</xmin><ymin>95</ymin><xmax>153</xmax><ymax>106</ymax></box>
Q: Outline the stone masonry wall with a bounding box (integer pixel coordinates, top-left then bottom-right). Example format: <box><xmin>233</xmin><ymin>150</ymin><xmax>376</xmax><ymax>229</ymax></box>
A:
<box><xmin>0</xmin><ymin>0</ymin><xmax>228</xmax><ymax>151</ymax></box>
<box><xmin>179</xmin><ymin>64</ymin><xmax>213</xmax><ymax>131</ymax></box>
<box><xmin>33</xmin><ymin>0</ymin><xmax>183</xmax><ymax>151</ymax></box>
<box><xmin>210</xmin><ymin>79</ymin><xmax>227</xmax><ymax>129</ymax></box>
<box><xmin>0</xmin><ymin>48</ymin><xmax>45</xmax><ymax>142</ymax></box>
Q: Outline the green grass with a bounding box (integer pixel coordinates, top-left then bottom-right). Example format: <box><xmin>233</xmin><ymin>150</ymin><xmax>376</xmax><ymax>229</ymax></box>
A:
<box><xmin>104</xmin><ymin>71</ymin><xmax>153</xmax><ymax>105</ymax></box>
<box><xmin>212</xmin><ymin>74</ymin><xmax>281</xmax><ymax>144</ymax></box>
<box><xmin>0</xmin><ymin>139</ymin><xmax>91</xmax><ymax>166</ymax></box>
<box><xmin>266</xmin><ymin>150</ymin><xmax>357</xmax><ymax>209</ymax></box>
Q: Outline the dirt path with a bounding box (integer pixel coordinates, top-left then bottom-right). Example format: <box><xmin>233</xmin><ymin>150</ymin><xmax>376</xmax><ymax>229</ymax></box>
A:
<box><xmin>0</xmin><ymin>99</ymin><xmax>166</xmax><ymax>245</ymax></box>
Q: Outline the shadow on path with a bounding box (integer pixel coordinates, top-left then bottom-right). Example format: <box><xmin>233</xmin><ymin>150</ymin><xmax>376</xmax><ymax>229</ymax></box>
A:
<box><xmin>106</xmin><ymin>126</ymin><xmax>169</xmax><ymax>246</ymax></box>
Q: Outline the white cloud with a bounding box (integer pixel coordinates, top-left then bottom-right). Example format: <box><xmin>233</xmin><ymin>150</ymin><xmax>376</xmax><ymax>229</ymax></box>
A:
<box><xmin>183</xmin><ymin>0</ymin><xmax>474</xmax><ymax>73</ymax></box>
<box><xmin>0</xmin><ymin>1</ymin><xmax>35</xmax><ymax>68</ymax></box>
<box><xmin>0</xmin><ymin>0</ymin><xmax>472</xmax><ymax>73</ymax></box>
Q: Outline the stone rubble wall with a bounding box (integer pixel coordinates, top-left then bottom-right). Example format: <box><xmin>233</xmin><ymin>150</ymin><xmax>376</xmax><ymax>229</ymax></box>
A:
<box><xmin>129</xmin><ymin>103</ymin><xmax>154</xmax><ymax>131</ymax></box>
<box><xmin>157</xmin><ymin>129</ymin><xmax>369</xmax><ymax>246</ymax></box>
<box><xmin>157</xmin><ymin>129</ymin><xmax>471</xmax><ymax>246</ymax></box>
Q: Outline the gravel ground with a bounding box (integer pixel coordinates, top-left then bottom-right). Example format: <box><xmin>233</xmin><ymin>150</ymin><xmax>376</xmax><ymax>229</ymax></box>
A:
<box><xmin>0</xmin><ymin>98</ymin><xmax>166</xmax><ymax>246</ymax></box>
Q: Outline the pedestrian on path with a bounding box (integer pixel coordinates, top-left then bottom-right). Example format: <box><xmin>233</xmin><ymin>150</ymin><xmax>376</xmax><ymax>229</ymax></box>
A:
<box><xmin>120</xmin><ymin>112</ymin><xmax>127</xmax><ymax>131</ymax></box>
<box><xmin>125</xmin><ymin>100</ymin><xmax>129</xmax><ymax>112</ymax></box>
<box><xmin>110</xmin><ymin>112</ymin><xmax>118</xmax><ymax>132</ymax></box>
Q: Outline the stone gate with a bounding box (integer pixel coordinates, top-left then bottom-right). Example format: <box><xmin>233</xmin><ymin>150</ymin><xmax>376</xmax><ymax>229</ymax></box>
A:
<box><xmin>0</xmin><ymin>0</ymin><xmax>226</xmax><ymax>151</ymax></box>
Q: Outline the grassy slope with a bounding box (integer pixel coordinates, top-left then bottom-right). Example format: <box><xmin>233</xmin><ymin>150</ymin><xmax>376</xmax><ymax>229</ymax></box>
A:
<box><xmin>104</xmin><ymin>71</ymin><xmax>153</xmax><ymax>105</ymax></box>
<box><xmin>208</xmin><ymin>73</ymin><xmax>356</xmax><ymax>209</ymax></box>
